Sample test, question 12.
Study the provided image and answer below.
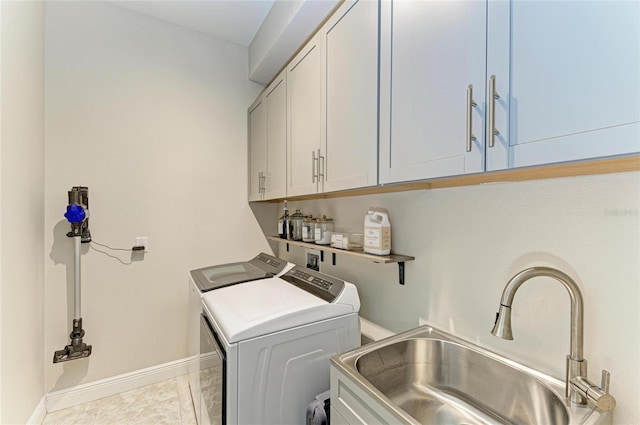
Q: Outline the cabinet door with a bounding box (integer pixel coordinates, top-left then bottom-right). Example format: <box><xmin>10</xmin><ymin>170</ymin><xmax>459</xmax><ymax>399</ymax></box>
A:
<box><xmin>486</xmin><ymin>1</ymin><xmax>640</xmax><ymax>171</ymax></box>
<box><xmin>331</xmin><ymin>367</ymin><xmax>399</xmax><ymax>425</ymax></box>
<box><xmin>264</xmin><ymin>73</ymin><xmax>287</xmax><ymax>200</ymax></box>
<box><xmin>329</xmin><ymin>406</ymin><xmax>350</xmax><ymax>425</ymax></box>
<box><xmin>379</xmin><ymin>0</ymin><xmax>487</xmax><ymax>184</ymax></box>
<box><xmin>322</xmin><ymin>0</ymin><xmax>379</xmax><ymax>193</ymax></box>
<box><xmin>287</xmin><ymin>36</ymin><xmax>323</xmax><ymax>196</ymax></box>
<box><xmin>248</xmin><ymin>97</ymin><xmax>266</xmax><ymax>201</ymax></box>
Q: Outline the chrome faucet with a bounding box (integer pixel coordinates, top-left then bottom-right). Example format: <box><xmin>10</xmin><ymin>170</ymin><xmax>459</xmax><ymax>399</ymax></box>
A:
<box><xmin>491</xmin><ymin>266</ymin><xmax>616</xmax><ymax>411</ymax></box>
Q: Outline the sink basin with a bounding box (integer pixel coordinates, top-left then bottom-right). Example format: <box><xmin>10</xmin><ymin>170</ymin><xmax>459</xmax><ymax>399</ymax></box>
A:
<box><xmin>332</xmin><ymin>326</ymin><xmax>611</xmax><ymax>425</ymax></box>
<box><xmin>356</xmin><ymin>337</ymin><xmax>567</xmax><ymax>424</ymax></box>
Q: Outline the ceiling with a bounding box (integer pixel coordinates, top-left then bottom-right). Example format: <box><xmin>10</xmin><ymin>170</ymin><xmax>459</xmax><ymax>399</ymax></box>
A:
<box><xmin>107</xmin><ymin>0</ymin><xmax>275</xmax><ymax>47</ymax></box>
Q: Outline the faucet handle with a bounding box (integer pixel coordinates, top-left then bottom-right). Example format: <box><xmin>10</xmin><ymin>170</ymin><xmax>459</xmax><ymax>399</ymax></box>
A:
<box><xmin>571</xmin><ymin>369</ymin><xmax>616</xmax><ymax>411</ymax></box>
<box><xmin>589</xmin><ymin>370</ymin><xmax>616</xmax><ymax>411</ymax></box>
<box><xmin>600</xmin><ymin>370</ymin><xmax>610</xmax><ymax>394</ymax></box>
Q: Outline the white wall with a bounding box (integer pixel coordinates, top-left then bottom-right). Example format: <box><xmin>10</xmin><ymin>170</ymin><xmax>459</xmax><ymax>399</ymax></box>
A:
<box><xmin>0</xmin><ymin>1</ymin><xmax>45</xmax><ymax>423</ymax></box>
<box><xmin>44</xmin><ymin>1</ymin><xmax>270</xmax><ymax>392</ymax></box>
<box><xmin>277</xmin><ymin>171</ymin><xmax>640</xmax><ymax>425</ymax></box>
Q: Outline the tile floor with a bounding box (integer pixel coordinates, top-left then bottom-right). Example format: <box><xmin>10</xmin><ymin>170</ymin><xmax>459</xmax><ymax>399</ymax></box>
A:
<box><xmin>42</xmin><ymin>375</ymin><xmax>197</xmax><ymax>425</ymax></box>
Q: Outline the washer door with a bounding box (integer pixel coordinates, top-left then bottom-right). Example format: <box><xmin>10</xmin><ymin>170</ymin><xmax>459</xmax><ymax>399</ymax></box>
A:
<box><xmin>200</xmin><ymin>314</ymin><xmax>226</xmax><ymax>425</ymax></box>
<box><xmin>191</xmin><ymin>261</ymin><xmax>269</xmax><ymax>292</ymax></box>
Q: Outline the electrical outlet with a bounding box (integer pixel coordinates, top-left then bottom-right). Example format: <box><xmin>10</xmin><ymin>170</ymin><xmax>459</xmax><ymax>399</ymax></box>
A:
<box><xmin>305</xmin><ymin>248</ymin><xmax>321</xmax><ymax>272</ymax></box>
<box><xmin>135</xmin><ymin>236</ymin><xmax>148</xmax><ymax>252</ymax></box>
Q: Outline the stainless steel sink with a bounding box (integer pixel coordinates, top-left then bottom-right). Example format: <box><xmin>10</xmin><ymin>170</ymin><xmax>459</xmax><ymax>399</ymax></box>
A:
<box><xmin>332</xmin><ymin>326</ymin><xmax>611</xmax><ymax>425</ymax></box>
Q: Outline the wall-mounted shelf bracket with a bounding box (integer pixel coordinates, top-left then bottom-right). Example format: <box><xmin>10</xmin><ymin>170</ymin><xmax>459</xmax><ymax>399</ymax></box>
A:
<box><xmin>267</xmin><ymin>236</ymin><xmax>414</xmax><ymax>285</ymax></box>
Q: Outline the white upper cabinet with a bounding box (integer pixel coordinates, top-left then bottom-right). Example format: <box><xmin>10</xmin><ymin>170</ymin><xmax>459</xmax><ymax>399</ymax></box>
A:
<box><xmin>251</xmin><ymin>0</ymin><xmax>639</xmax><ymax>201</ymax></box>
<box><xmin>264</xmin><ymin>73</ymin><xmax>287</xmax><ymax>199</ymax></box>
<box><xmin>248</xmin><ymin>97</ymin><xmax>266</xmax><ymax>201</ymax></box>
<box><xmin>287</xmin><ymin>35</ymin><xmax>323</xmax><ymax>196</ymax></box>
<box><xmin>248</xmin><ymin>71</ymin><xmax>287</xmax><ymax>201</ymax></box>
<box><xmin>380</xmin><ymin>0</ymin><xmax>639</xmax><ymax>184</ymax></box>
<box><xmin>322</xmin><ymin>0</ymin><xmax>379</xmax><ymax>193</ymax></box>
<box><xmin>486</xmin><ymin>1</ymin><xmax>640</xmax><ymax>170</ymax></box>
<box><xmin>287</xmin><ymin>0</ymin><xmax>379</xmax><ymax>197</ymax></box>
<box><xmin>379</xmin><ymin>0</ymin><xmax>487</xmax><ymax>184</ymax></box>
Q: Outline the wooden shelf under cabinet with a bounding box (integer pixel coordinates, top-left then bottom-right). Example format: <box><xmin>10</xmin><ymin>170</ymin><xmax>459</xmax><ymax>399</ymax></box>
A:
<box><xmin>267</xmin><ymin>236</ymin><xmax>415</xmax><ymax>284</ymax></box>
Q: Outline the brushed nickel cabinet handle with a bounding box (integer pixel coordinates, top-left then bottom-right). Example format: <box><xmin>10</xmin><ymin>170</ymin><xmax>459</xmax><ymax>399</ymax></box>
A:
<box><xmin>466</xmin><ymin>84</ymin><xmax>478</xmax><ymax>152</ymax></box>
<box><xmin>318</xmin><ymin>150</ymin><xmax>325</xmax><ymax>181</ymax></box>
<box><xmin>312</xmin><ymin>150</ymin><xmax>318</xmax><ymax>183</ymax></box>
<box><xmin>488</xmin><ymin>75</ymin><xmax>501</xmax><ymax>148</ymax></box>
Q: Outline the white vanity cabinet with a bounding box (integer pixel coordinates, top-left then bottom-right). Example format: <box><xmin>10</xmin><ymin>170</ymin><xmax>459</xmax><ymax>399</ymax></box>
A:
<box><xmin>379</xmin><ymin>0</ymin><xmax>487</xmax><ymax>184</ymax></box>
<box><xmin>486</xmin><ymin>0</ymin><xmax>640</xmax><ymax>170</ymax></box>
<box><xmin>321</xmin><ymin>0</ymin><xmax>379</xmax><ymax>193</ymax></box>
<box><xmin>330</xmin><ymin>364</ymin><xmax>399</xmax><ymax>425</ymax></box>
<box><xmin>248</xmin><ymin>71</ymin><xmax>287</xmax><ymax>201</ymax></box>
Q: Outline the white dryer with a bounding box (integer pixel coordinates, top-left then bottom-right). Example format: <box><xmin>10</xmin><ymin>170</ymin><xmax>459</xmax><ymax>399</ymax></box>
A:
<box><xmin>200</xmin><ymin>266</ymin><xmax>360</xmax><ymax>425</ymax></box>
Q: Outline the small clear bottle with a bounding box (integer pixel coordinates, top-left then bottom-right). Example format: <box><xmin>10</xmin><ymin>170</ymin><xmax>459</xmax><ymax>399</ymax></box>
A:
<box><xmin>314</xmin><ymin>215</ymin><xmax>334</xmax><ymax>245</ymax></box>
<box><xmin>289</xmin><ymin>209</ymin><xmax>308</xmax><ymax>241</ymax></box>
<box><xmin>302</xmin><ymin>215</ymin><xmax>316</xmax><ymax>242</ymax></box>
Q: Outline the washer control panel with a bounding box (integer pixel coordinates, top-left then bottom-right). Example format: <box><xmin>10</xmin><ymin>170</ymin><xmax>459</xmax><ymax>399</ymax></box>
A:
<box><xmin>251</xmin><ymin>252</ymin><xmax>287</xmax><ymax>274</ymax></box>
<box><xmin>281</xmin><ymin>266</ymin><xmax>345</xmax><ymax>302</ymax></box>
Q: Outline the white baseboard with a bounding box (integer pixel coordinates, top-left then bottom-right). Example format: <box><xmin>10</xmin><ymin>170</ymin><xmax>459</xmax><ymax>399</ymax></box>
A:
<box><xmin>27</xmin><ymin>396</ymin><xmax>47</xmax><ymax>425</ymax></box>
<box><xmin>45</xmin><ymin>356</ymin><xmax>197</xmax><ymax>413</ymax></box>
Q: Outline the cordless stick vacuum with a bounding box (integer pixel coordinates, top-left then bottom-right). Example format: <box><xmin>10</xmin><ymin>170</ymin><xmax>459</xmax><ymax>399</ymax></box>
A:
<box><xmin>53</xmin><ymin>186</ymin><xmax>93</xmax><ymax>363</ymax></box>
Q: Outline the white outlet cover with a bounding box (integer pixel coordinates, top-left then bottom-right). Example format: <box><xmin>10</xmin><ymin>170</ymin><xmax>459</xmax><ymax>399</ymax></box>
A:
<box><xmin>135</xmin><ymin>236</ymin><xmax>148</xmax><ymax>251</ymax></box>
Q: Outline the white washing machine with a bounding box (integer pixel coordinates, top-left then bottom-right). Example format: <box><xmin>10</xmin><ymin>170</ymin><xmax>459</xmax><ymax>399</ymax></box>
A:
<box><xmin>187</xmin><ymin>253</ymin><xmax>294</xmax><ymax>424</ymax></box>
<box><xmin>200</xmin><ymin>266</ymin><xmax>360</xmax><ymax>425</ymax></box>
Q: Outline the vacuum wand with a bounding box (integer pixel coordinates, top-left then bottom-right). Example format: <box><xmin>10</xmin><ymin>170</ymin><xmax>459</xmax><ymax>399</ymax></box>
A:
<box><xmin>53</xmin><ymin>186</ymin><xmax>93</xmax><ymax>363</ymax></box>
<box><xmin>74</xmin><ymin>235</ymin><xmax>81</xmax><ymax>320</ymax></box>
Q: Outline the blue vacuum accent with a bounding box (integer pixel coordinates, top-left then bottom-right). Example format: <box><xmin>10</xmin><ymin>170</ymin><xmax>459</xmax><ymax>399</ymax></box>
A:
<box><xmin>64</xmin><ymin>203</ymin><xmax>86</xmax><ymax>223</ymax></box>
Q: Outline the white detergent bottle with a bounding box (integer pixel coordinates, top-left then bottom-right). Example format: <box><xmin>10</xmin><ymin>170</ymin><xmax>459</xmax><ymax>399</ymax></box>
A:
<box><xmin>364</xmin><ymin>207</ymin><xmax>391</xmax><ymax>255</ymax></box>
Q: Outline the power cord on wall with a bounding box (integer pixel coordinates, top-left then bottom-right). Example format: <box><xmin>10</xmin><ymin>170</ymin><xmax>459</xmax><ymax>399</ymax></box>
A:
<box><xmin>89</xmin><ymin>239</ymin><xmax>146</xmax><ymax>265</ymax></box>
<box><xmin>90</xmin><ymin>240</ymin><xmax>131</xmax><ymax>251</ymax></box>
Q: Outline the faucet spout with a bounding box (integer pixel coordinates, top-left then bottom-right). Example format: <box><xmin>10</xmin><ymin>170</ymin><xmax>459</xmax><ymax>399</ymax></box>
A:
<box><xmin>491</xmin><ymin>267</ymin><xmax>615</xmax><ymax>411</ymax></box>
<box><xmin>492</xmin><ymin>267</ymin><xmax>584</xmax><ymax>361</ymax></box>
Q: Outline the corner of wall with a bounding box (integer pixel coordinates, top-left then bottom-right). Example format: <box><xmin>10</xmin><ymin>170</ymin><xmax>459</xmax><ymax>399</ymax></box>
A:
<box><xmin>0</xmin><ymin>0</ymin><xmax>46</xmax><ymax>423</ymax></box>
